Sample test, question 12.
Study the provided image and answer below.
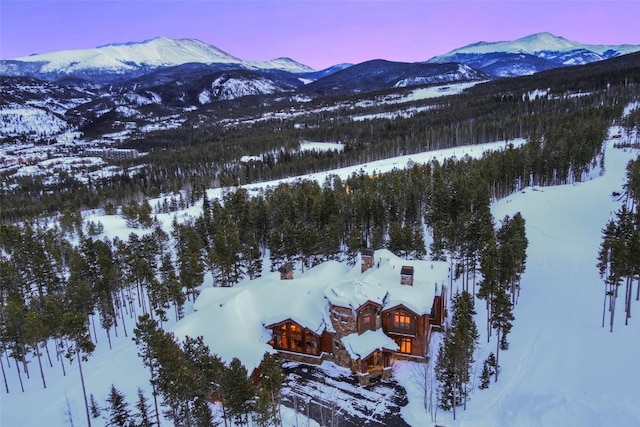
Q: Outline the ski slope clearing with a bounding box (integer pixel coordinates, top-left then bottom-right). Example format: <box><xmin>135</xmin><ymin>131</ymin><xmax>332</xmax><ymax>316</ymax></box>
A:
<box><xmin>466</xmin><ymin>141</ymin><xmax>640</xmax><ymax>427</ymax></box>
<box><xmin>396</xmin><ymin>135</ymin><xmax>640</xmax><ymax>426</ymax></box>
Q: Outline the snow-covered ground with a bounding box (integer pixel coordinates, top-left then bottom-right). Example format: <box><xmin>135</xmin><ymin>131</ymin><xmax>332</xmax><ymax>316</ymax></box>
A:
<box><xmin>1</xmin><ymin>131</ymin><xmax>638</xmax><ymax>426</ymax></box>
<box><xmin>397</xmin><ymin>134</ymin><xmax>640</xmax><ymax>426</ymax></box>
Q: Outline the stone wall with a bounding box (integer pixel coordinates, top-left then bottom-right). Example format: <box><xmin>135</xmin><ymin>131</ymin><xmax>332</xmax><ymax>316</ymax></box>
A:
<box><xmin>330</xmin><ymin>304</ymin><xmax>358</xmax><ymax>369</ymax></box>
<box><xmin>329</xmin><ymin>304</ymin><xmax>357</xmax><ymax>337</ymax></box>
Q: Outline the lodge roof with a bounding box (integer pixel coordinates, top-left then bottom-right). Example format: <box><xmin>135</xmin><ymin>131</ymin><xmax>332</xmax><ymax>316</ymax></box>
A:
<box><xmin>341</xmin><ymin>329</ymin><xmax>399</xmax><ymax>360</ymax></box>
<box><xmin>325</xmin><ymin>249</ymin><xmax>447</xmax><ymax>316</ymax></box>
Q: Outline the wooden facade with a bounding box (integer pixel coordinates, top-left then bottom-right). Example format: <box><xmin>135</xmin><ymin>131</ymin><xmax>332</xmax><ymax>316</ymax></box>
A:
<box><xmin>429</xmin><ymin>287</ymin><xmax>447</xmax><ymax>330</ymax></box>
<box><xmin>382</xmin><ymin>305</ymin><xmax>429</xmax><ymax>359</ymax></box>
<box><xmin>267</xmin><ymin>319</ymin><xmax>332</xmax><ymax>356</ymax></box>
<box><xmin>356</xmin><ymin>350</ymin><xmax>393</xmax><ymax>385</ymax></box>
<box><xmin>265</xmin><ymin>265</ymin><xmax>449</xmax><ymax>385</ymax></box>
<box><xmin>356</xmin><ymin>301</ymin><xmax>381</xmax><ymax>334</ymax></box>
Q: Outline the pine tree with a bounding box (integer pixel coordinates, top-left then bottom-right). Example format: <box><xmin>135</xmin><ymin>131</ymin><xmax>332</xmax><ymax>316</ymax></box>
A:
<box><xmin>132</xmin><ymin>315</ymin><xmax>162</xmax><ymax>427</ymax></box>
<box><xmin>479</xmin><ymin>361</ymin><xmax>491</xmax><ymax>390</ymax></box>
<box><xmin>254</xmin><ymin>353</ymin><xmax>285</xmax><ymax>427</ymax></box>
<box><xmin>105</xmin><ymin>384</ymin><xmax>132</xmax><ymax>427</ymax></box>
<box><xmin>221</xmin><ymin>357</ymin><xmax>255</xmax><ymax>426</ymax></box>
<box><xmin>496</xmin><ymin>213</ymin><xmax>528</xmax><ymax>305</ymax></box>
<box><xmin>173</xmin><ymin>223</ymin><xmax>205</xmax><ymax>301</ymax></box>
<box><xmin>387</xmin><ymin>221</ymin><xmax>408</xmax><ymax>258</ymax></box>
<box><xmin>210</xmin><ymin>217</ymin><xmax>244</xmax><ymax>287</ymax></box>
<box><xmin>435</xmin><ymin>291</ymin><xmax>479</xmax><ymax>419</ymax></box>
<box><xmin>133</xmin><ymin>388</ymin><xmax>154</xmax><ymax>427</ymax></box>
<box><xmin>479</xmin><ymin>352</ymin><xmax>499</xmax><ymax>389</ymax></box>
<box><xmin>242</xmin><ymin>233</ymin><xmax>263</xmax><ymax>280</ymax></box>
<box><xmin>477</xmin><ymin>236</ymin><xmax>499</xmax><ymax>341</ymax></box>
<box><xmin>491</xmin><ymin>286</ymin><xmax>514</xmax><ymax>381</ymax></box>
<box><xmin>90</xmin><ymin>393</ymin><xmax>101</xmax><ymax>419</ymax></box>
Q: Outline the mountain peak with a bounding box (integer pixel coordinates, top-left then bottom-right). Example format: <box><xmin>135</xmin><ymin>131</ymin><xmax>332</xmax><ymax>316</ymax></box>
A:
<box><xmin>10</xmin><ymin>36</ymin><xmax>313</xmax><ymax>74</ymax></box>
<box><xmin>435</xmin><ymin>32</ymin><xmax>581</xmax><ymax>57</ymax></box>
<box><xmin>428</xmin><ymin>32</ymin><xmax>640</xmax><ymax>64</ymax></box>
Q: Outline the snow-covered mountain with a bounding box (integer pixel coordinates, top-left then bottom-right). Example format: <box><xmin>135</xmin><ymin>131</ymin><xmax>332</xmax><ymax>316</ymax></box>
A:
<box><xmin>302</xmin><ymin>60</ymin><xmax>489</xmax><ymax>96</ymax></box>
<box><xmin>0</xmin><ymin>37</ymin><xmax>314</xmax><ymax>78</ymax></box>
<box><xmin>428</xmin><ymin>32</ymin><xmax>640</xmax><ymax>77</ymax></box>
<box><xmin>197</xmin><ymin>71</ymin><xmax>286</xmax><ymax>103</ymax></box>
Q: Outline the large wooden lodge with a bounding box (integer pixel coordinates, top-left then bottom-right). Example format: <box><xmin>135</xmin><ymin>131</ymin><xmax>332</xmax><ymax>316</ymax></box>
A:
<box><xmin>265</xmin><ymin>250</ymin><xmax>447</xmax><ymax>385</ymax></box>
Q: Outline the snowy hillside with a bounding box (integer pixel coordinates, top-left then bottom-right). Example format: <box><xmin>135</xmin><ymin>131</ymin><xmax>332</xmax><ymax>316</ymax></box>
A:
<box><xmin>397</xmin><ymin>131</ymin><xmax>640</xmax><ymax>426</ymax></box>
<box><xmin>394</xmin><ymin>64</ymin><xmax>483</xmax><ymax>88</ymax></box>
<box><xmin>0</xmin><ymin>105</ymin><xmax>72</xmax><ymax>138</ymax></box>
<box><xmin>1</xmin><ymin>128</ymin><xmax>639</xmax><ymax>426</ymax></box>
<box><xmin>198</xmin><ymin>74</ymin><xmax>282</xmax><ymax>103</ymax></box>
<box><xmin>248</xmin><ymin>57</ymin><xmax>314</xmax><ymax>73</ymax></box>
<box><xmin>6</xmin><ymin>37</ymin><xmax>313</xmax><ymax>74</ymax></box>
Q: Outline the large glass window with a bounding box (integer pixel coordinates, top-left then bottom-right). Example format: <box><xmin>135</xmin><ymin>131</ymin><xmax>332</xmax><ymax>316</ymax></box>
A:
<box><xmin>398</xmin><ymin>337</ymin><xmax>412</xmax><ymax>354</ymax></box>
<box><xmin>289</xmin><ymin>324</ymin><xmax>303</xmax><ymax>352</ymax></box>
<box><xmin>271</xmin><ymin>322</ymin><xmax>319</xmax><ymax>355</ymax></box>
<box><xmin>393</xmin><ymin>313</ymin><xmax>412</xmax><ymax>330</ymax></box>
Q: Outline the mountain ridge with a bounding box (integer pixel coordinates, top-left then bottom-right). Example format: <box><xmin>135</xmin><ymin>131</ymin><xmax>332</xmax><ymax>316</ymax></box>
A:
<box><xmin>5</xmin><ymin>36</ymin><xmax>314</xmax><ymax>75</ymax></box>
<box><xmin>427</xmin><ymin>32</ymin><xmax>640</xmax><ymax>77</ymax></box>
<box><xmin>430</xmin><ymin>32</ymin><xmax>640</xmax><ymax>59</ymax></box>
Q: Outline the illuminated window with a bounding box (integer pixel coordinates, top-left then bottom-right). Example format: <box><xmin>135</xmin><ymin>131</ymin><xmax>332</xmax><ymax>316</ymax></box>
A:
<box><xmin>289</xmin><ymin>325</ymin><xmax>303</xmax><ymax>352</ymax></box>
<box><xmin>271</xmin><ymin>322</ymin><xmax>319</xmax><ymax>355</ymax></box>
<box><xmin>398</xmin><ymin>337</ymin><xmax>412</xmax><ymax>354</ymax></box>
<box><xmin>393</xmin><ymin>313</ymin><xmax>412</xmax><ymax>330</ymax></box>
<box><xmin>359</xmin><ymin>307</ymin><xmax>377</xmax><ymax>333</ymax></box>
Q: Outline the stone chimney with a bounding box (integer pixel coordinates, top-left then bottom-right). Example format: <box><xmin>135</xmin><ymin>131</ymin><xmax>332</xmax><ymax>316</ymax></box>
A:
<box><xmin>400</xmin><ymin>265</ymin><xmax>414</xmax><ymax>286</ymax></box>
<box><xmin>361</xmin><ymin>248</ymin><xmax>375</xmax><ymax>273</ymax></box>
<box><xmin>279</xmin><ymin>262</ymin><xmax>294</xmax><ymax>280</ymax></box>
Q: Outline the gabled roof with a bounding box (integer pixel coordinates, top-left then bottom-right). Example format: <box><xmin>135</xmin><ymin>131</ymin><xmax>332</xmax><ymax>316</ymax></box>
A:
<box><xmin>382</xmin><ymin>303</ymin><xmax>421</xmax><ymax>318</ymax></box>
<box><xmin>341</xmin><ymin>329</ymin><xmax>399</xmax><ymax>360</ymax></box>
<box><xmin>325</xmin><ymin>278</ymin><xmax>388</xmax><ymax>310</ymax></box>
<box><xmin>264</xmin><ymin>318</ymin><xmax>321</xmax><ymax>336</ymax></box>
<box><xmin>326</xmin><ymin>249</ymin><xmax>448</xmax><ymax>316</ymax></box>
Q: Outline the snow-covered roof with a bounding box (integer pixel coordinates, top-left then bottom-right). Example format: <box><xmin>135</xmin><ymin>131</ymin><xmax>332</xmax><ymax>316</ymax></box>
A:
<box><xmin>325</xmin><ymin>278</ymin><xmax>388</xmax><ymax>310</ymax></box>
<box><xmin>172</xmin><ymin>260</ymin><xmax>348</xmax><ymax>371</ymax></box>
<box><xmin>341</xmin><ymin>329</ymin><xmax>399</xmax><ymax>360</ymax></box>
<box><xmin>170</xmin><ymin>250</ymin><xmax>448</xmax><ymax>372</ymax></box>
<box><xmin>326</xmin><ymin>249</ymin><xmax>448</xmax><ymax>315</ymax></box>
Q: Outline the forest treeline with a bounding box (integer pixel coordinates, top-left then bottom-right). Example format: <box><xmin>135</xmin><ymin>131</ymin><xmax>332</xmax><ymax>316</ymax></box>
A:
<box><xmin>598</xmin><ymin>156</ymin><xmax>640</xmax><ymax>332</ymax></box>
<box><xmin>1</xmin><ymin>55</ymin><xmax>639</xmax><ymax>222</ymax></box>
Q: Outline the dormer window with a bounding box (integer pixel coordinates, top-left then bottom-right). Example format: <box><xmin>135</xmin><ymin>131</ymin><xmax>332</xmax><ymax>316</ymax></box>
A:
<box><xmin>393</xmin><ymin>313</ymin><xmax>412</xmax><ymax>330</ymax></box>
<box><xmin>385</xmin><ymin>308</ymin><xmax>417</xmax><ymax>336</ymax></box>
<box><xmin>363</xmin><ymin>313</ymin><xmax>373</xmax><ymax>327</ymax></box>
<box><xmin>357</xmin><ymin>304</ymin><xmax>378</xmax><ymax>333</ymax></box>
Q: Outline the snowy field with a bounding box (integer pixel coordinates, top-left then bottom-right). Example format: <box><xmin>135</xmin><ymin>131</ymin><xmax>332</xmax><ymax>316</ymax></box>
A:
<box><xmin>1</xmin><ymin>131</ymin><xmax>639</xmax><ymax>426</ymax></box>
<box><xmin>397</xmin><ymin>134</ymin><xmax>640</xmax><ymax>426</ymax></box>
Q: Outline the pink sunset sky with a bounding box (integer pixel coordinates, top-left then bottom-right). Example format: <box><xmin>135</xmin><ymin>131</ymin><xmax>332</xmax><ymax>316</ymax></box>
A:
<box><xmin>1</xmin><ymin>1</ymin><xmax>639</xmax><ymax>70</ymax></box>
